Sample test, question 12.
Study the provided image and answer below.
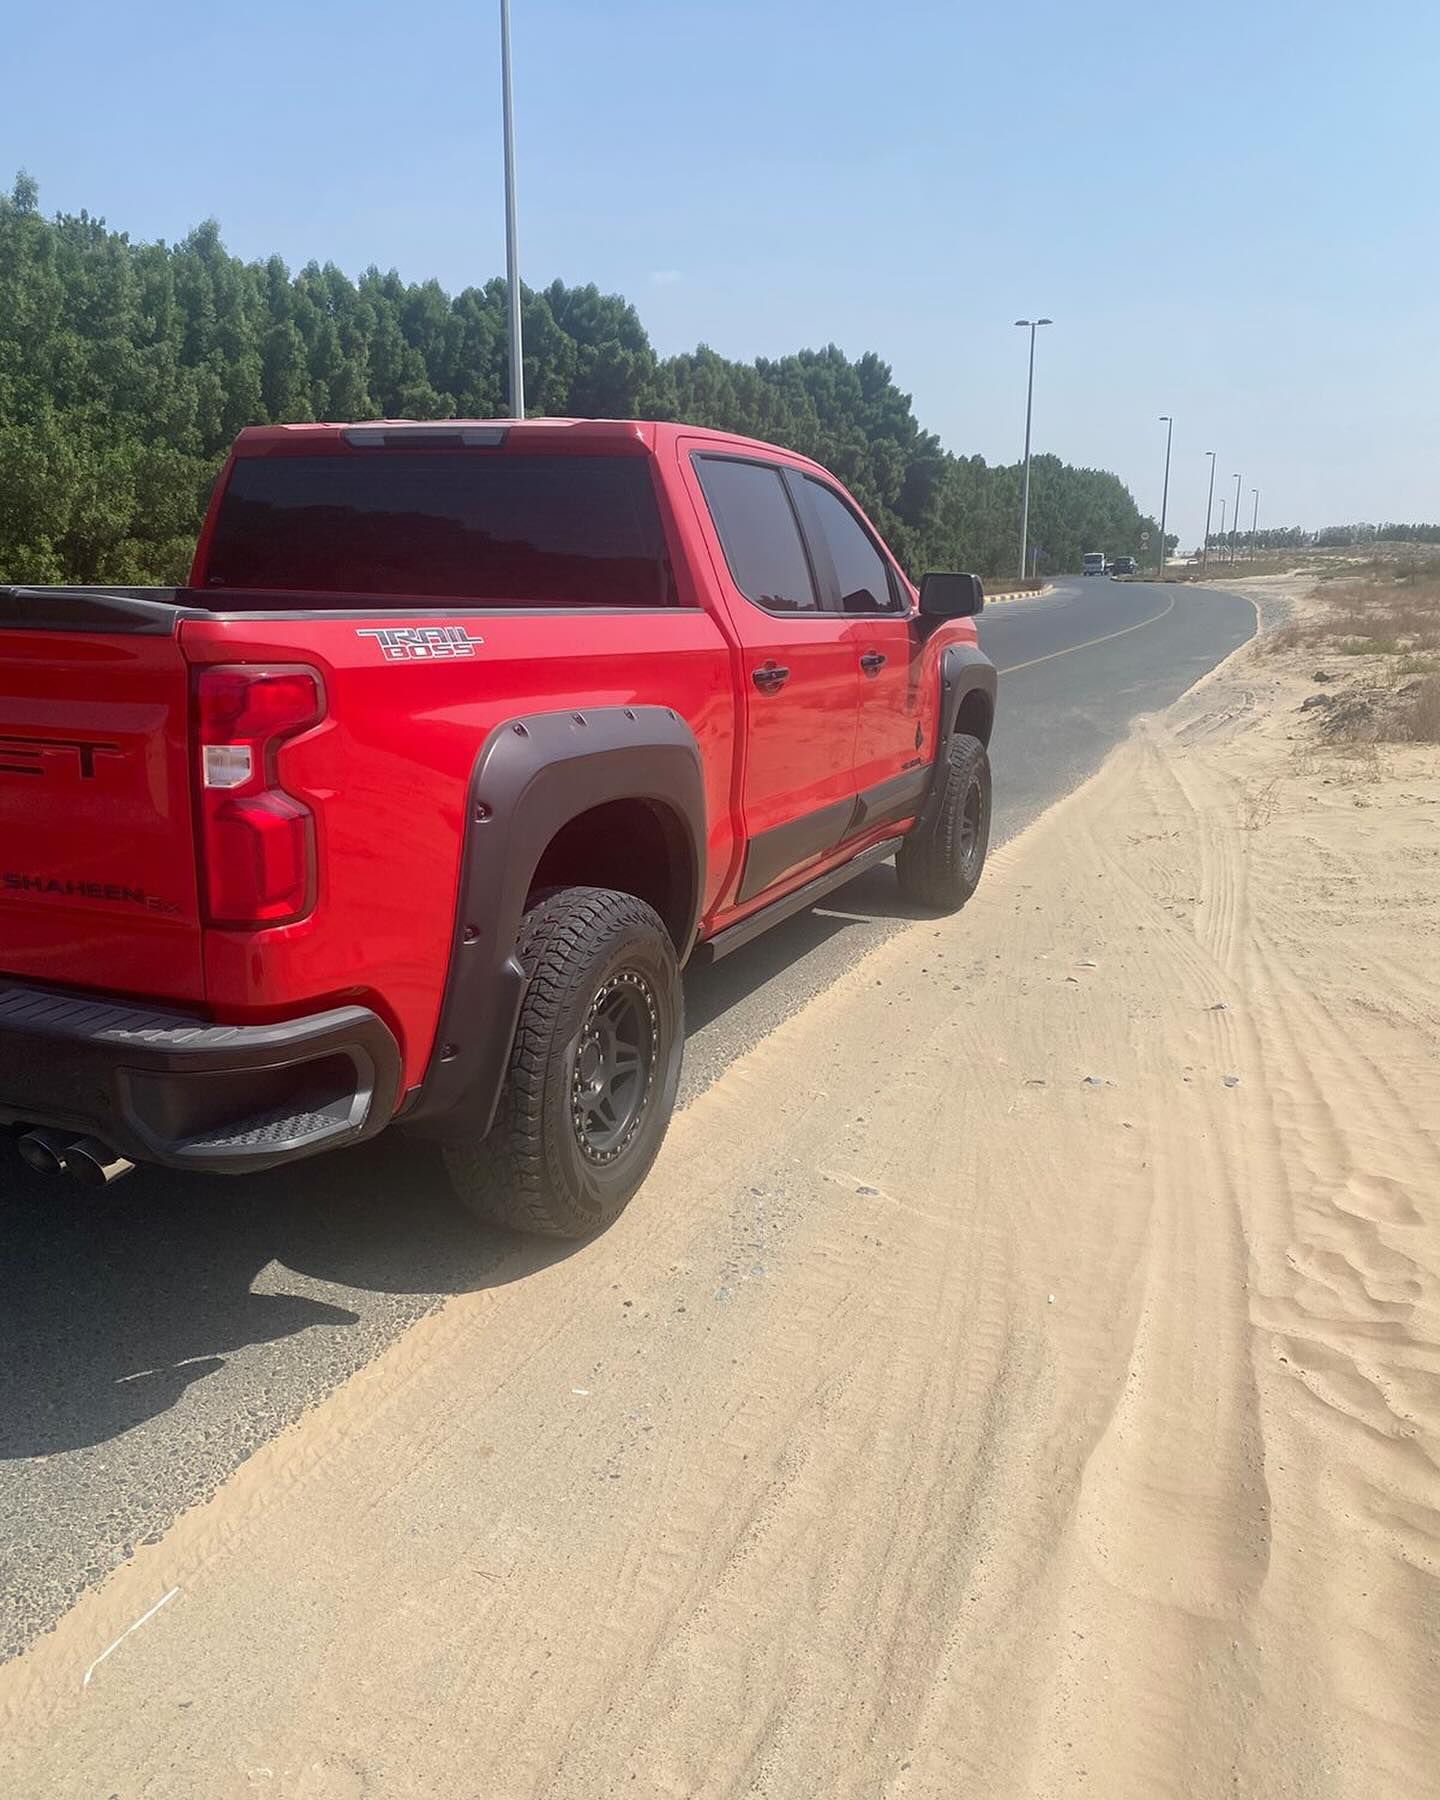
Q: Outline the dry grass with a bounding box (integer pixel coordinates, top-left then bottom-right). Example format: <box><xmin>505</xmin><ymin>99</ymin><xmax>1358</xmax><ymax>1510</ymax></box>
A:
<box><xmin>1290</xmin><ymin>741</ymin><xmax>1322</xmax><ymax>781</ymax></box>
<box><xmin>1329</xmin><ymin>739</ymin><xmax>1391</xmax><ymax>781</ymax></box>
<box><xmin>1336</xmin><ymin>634</ymin><xmax>1402</xmax><ymax>655</ymax></box>
<box><xmin>1400</xmin><ymin>675</ymin><xmax>1440</xmax><ymax>743</ymax></box>
<box><xmin>1268</xmin><ymin>618</ymin><xmax>1317</xmax><ymax>654</ymax></box>
<box><xmin>1156</xmin><ymin>556</ymin><xmax>1303</xmax><ymax>583</ymax></box>
<box><xmin>1269</xmin><ymin>575</ymin><xmax>1440</xmax><ymax>656</ymax></box>
<box><xmin>1330</xmin><ymin>551</ymin><xmax>1440</xmax><ymax>585</ymax></box>
<box><xmin>1240</xmin><ymin>775</ymin><xmax>1282</xmax><ymax>830</ymax></box>
<box><xmin>1275</xmin><ymin>566</ymin><xmax>1440</xmax><ymax>745</ymax></box>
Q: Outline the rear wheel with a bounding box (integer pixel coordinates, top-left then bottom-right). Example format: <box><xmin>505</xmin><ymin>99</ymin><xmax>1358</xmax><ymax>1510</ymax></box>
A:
<box><xmin>896</xmin><ymin>732</ymin><xmax>991</xmax><ymax>912</ymax></box>
<box><xmin>444</xmin><ymin>886</ymin><xmax>683</xmax><ymax>1238</ymax></box>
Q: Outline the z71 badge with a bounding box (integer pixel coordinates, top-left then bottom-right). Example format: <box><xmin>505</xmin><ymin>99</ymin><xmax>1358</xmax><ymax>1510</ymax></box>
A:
<box><xmin>356</xmin><ymin>626</ymin><xmax>485</xmax><ymax>662</ymax></box>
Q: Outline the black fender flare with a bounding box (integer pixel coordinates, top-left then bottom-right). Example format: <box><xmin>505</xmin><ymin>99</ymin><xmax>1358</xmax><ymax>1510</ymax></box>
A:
<box><xmin>406</xmin><ymin>705</ymin><xmax>706</xmax><ymax>1139</ymax></box>
<box><xmin>919</xmin><ymin>643</ymin><xmax>998</xmax><ymax>826</ymax></box>
<box><xmin>937</xmin><ymin>641</ymin><xmax>998</xmax><ymax>748</ymax></box>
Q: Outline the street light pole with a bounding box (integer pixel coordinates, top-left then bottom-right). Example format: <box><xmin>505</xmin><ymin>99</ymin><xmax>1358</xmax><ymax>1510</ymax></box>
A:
<box><xmin>1015</xmin><ymin>317</ymin><xmax>1052</xmax><ymax>583</ymax></box>
<box><xmin>1231</xmin><ymin>472</ymin><xmax>1242</xmax><ymax>564</ymax></box>
<box><xmin>1157</xmin><ymin>416</ymin><xmax>1173</xmax><ymax>577</ymax></box>
<box><xmin>1250</xmin><ymin>487</ymin><xmax>1259</xmax><ymax>560</ymax></box>
<box><xmin>1201</xmin><ymin>450</ymin><xmax>1217</xmax><ymax>571</ymax></box>
<box><xmin>500</xmin><ymin>0</ymin><xmax>524</xmax><ymax>419</ymax></box>
<box><xmin>1218</xmin><ymin>494</ymin><xmax>1227</xmax><ymax>550</ymax></box>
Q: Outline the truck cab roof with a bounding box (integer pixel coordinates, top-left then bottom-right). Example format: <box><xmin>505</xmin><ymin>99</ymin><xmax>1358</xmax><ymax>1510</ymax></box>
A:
<box><xmin>229</xmin><ymin>418</ymin><xmax>835</xmax><ymax>473</ymax></box>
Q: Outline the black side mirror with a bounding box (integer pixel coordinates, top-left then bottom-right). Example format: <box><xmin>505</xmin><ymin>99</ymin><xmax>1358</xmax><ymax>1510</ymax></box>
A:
<box><xmin>919</xmin><ymin>571</ymin><xmax>984</xmax><ymax>619</ymax></box>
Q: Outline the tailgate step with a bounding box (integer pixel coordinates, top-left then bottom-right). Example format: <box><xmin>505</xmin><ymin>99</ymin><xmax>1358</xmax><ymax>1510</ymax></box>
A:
<box><xmin>178</xmin><ymin>1095</ymin><xmax>360</xmax><ymax>1154</ymax></box>
<box><xmin>0</xmin><ymin>980</ymin><xmax>400</xmax><ymax>1175</ymax></box>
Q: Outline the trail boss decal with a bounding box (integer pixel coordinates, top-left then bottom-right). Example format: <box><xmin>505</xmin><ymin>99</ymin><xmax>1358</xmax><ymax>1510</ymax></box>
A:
<box><xmin>355</xmin><ymin>626</ymin><xmax>485</xmax><ymax>663</ymax></box>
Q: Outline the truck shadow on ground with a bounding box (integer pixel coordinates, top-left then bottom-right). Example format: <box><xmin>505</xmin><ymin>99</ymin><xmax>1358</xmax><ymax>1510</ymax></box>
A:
<box><xmin>683</xmin><ymin>863</ymin><xmax>930</xmax><ymax>1035</ymax></box>
<box><xmin>0</xmin><ymin>866</ymin><xmax>926</xmax><ymax>1462</ymax></box>
<box><xmin>0</xmin><ymin>1131</ymin><xmax>557</xmax><ymax>1459</ymax></box>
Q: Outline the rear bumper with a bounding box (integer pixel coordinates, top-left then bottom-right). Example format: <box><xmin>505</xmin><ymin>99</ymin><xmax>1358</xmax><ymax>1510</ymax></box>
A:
<box><xmin>0</xmin><ymin>981</ymin><xmax>400</xmax><ymax>1175</ymax></box>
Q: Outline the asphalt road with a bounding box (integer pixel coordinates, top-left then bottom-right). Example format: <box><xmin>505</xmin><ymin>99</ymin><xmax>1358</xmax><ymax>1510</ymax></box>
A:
<box><xmin>0</xmin><ymin>575</ymin><xmax>1255</xmax><ymax>1662</ymax></box>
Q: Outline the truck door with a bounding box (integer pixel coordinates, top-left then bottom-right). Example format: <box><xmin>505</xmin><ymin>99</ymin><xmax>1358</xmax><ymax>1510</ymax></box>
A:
<box><xmin>685</xmin><ymin>450</ymin><xmax>861</xmax><ymax>905</ymax></box>
<box><xmin>790</xmin><ymin>473</ymin><xmax>930</xmax><ymax>834</ymax></box>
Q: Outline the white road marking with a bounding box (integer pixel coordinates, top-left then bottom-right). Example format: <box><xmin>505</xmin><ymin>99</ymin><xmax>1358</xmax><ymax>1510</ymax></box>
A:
<box><xmin>999</xmin><ymin>592</ymin><xmax>1178</xmax><ymax>675</ymax></box>
<box><xmin>82</xmin><ymin>1586</ymin><xmax>180</xmax><ymax>1689</ymax></box>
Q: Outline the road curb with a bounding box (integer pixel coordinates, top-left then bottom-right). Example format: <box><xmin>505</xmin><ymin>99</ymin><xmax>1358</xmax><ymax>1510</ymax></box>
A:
<box><xmin>984</xmin><ymin>583</ymin><xmax>1054</xmax><ymax>605</ymax></box>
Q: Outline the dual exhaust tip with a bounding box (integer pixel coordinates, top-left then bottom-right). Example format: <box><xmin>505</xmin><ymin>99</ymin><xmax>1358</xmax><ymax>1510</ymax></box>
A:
<box><xmin>17</xmin><ymin>1128</ymin><xmax>135</xmax><ymax>1187</ymax></box>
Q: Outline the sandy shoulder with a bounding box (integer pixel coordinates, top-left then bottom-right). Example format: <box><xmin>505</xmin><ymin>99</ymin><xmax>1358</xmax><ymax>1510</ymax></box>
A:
<box><xmin>4</xmin><ymin>587</ymin><xmax>1438</xmax><ymax>1800</ymax></box>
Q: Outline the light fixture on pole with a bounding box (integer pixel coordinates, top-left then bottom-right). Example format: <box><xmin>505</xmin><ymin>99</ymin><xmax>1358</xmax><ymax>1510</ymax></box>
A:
<box><xmin>1015</xmin><ymin>317</ymin><xmax>1052</xmax><ymax>583</ymax></box>
<box><xmin>500</xmin><ymin>0</ymin><xmax>524</xmax><ymax>418</ymax></box>
<box><xmin>1202</xmin><ymin>451</ymin><xmax>1217</xmax><ymax>571</ymax></box>
<box><xmin>1157</xmin><ymin>416</ymin><xmax>1173</xmax><ymax>577</ymax></box>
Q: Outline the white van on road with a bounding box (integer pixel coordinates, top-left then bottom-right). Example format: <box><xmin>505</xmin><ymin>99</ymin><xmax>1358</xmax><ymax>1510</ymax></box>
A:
<box><xmin>1082</xmin><ymin>552</ymin><xmax>1106</xmax><ymax>576</ymax></box>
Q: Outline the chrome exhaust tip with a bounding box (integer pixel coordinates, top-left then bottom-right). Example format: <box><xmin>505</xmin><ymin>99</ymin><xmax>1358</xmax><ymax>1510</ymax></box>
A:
<box><xmin>17</xmin><ymin>1128</ymin><xmax>74</xmax><ymax>1177</ymax></box>
<box><xmin>63</xmin><ymin>1137</ymin><xmax>136</xmax><ymax>1187</ymax></box>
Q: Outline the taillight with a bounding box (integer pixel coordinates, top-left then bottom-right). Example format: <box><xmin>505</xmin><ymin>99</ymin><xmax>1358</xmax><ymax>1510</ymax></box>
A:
<box><xmin>194</xmin><ymin>665</ymin><xmax>325</xmax><ymax>927</ymax></box>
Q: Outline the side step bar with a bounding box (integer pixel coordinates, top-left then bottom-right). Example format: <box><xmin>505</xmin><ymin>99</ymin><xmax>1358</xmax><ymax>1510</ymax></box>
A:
<box><xmin>692</xmin><ymin>836</ymin><xmax>904</xmax><ymax>965</ymax></box>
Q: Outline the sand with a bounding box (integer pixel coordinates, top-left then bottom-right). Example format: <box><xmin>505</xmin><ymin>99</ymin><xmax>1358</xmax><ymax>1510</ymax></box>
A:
<box><xmin>4</xmin><ymin>578</ymin><xmax>1438</xmax><ymax>1798</ymax></box>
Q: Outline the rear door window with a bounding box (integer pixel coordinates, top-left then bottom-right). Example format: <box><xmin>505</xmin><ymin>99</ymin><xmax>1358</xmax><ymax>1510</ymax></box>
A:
<box><xmin>202</xmin><ymin>452</ymin><xmax>677</xmax><ymax>607</ymax></box>
<box><xmin>693</xmin><ymin>457</ymin><xmax>820</xmax><ymax>614</ymax></box>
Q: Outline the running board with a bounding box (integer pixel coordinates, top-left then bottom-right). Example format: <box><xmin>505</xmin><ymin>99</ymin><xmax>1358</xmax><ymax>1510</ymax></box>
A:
<box><xmin>692</xmin><ymin>836</ymin><xmax>904</xmax><ymax>964</ymax></box>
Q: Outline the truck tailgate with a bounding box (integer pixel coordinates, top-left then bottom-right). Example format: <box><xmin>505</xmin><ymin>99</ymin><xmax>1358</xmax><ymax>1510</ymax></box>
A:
<box><xmin>0</xmin><ymin>589</ymin><xmax>205</xmax><ymax>1002</ymax></box>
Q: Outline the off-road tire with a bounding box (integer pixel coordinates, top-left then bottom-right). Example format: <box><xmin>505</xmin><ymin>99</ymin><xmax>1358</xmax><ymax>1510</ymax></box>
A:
<box><xmin>896</xmin><ymin>732</ymin><xmax>991</xmax><ymax>912</ymax></box>
<box><xmin>444</xmin><ymin>886</ymin><xmax>683</xmax><ymax>1238</ymax></box>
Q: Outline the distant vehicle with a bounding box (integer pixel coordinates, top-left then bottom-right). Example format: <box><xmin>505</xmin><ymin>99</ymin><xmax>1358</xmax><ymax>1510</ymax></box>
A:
<box><xmin>1082</xmin><ymin>552</ymin><xmax>1106</xmax><ymax>576</ymax></box>
<box><xmin>1110</xmin><ymin>556</ymin><xmax>1137</xmax><ymax>575</ymax></box>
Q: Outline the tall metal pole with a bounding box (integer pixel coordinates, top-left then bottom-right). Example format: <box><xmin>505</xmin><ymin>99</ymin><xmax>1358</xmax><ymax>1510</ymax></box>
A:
<box><xmin>1250</xmin><ymin>487</ymin><xmax>1259</xmax><ymax>560</ymax></box>
<box><xmin>1015</xmin><ymin>317</ymin><xmax>1051</xmax><ymax>582</ymax></box>
<box><xmin>1018</xmin><ymin>323</ymin><xmax>1037</xmax><ymax>584</ymax></box>
<box><xmin>1157</xmin><ymin>416</ymin><xmax>1173</xmax><ymax>577</ymax></box>
<box><xmin>500</xmin><ymin>0</ymin><xmax>524</xmax><ymax>419</ymax></box>
<box><xmin>1218</xmin><ymin>494</ymin><xmax>1227</xmax><ymax>550</ymax></box>
<box><xmin>1201</xmin><ymin>451</ymin><xmax>1217</xmax><ymax>571</ymax></box>
<box><xmin>1231</xmin><ymin>472</ymin><xmax>1242</xmax><ymax>564</ymax></box>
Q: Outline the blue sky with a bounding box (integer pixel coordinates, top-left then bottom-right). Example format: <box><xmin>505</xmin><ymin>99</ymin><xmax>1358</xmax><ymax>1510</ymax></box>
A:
<box><xmin>5</xmin><ymin>0</ymin><xmax>1436</xmax><ymax>542</ymax></box>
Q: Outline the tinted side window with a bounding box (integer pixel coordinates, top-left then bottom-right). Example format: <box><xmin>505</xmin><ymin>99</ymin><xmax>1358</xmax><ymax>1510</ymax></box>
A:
<box><xmin>694</xmin><ymin>457</ymin><xmax>819</xmax><ymax>614</ymax></box>
<box><xmin>204</xmin><ymin>453</ymin><xmax>676</xmax><ymax>607</ymax></box>
<box><xmin>804</xmin><ymin>479</ymin><xmax>901</xmax><ymax>614</ymax></box>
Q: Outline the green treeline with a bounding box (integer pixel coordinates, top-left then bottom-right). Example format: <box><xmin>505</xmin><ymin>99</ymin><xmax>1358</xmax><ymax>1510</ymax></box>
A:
<box><xmin>1210</xmin><ymin>525</ymin><xmax>1440</xmax><ymax>552</ymax></box>
<box><xmin>1310</xmin><ymin>523</ymin><xmax>1440</xmax><ymax>547</ymax></box>
<box><xmin>2</xmin><ymin>172</ymin><xmax>1160</xmax><ymax>587</ymax></box>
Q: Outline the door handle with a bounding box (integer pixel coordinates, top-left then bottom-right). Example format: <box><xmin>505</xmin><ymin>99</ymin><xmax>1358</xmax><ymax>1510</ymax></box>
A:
<box><xmin>752</xmin><ymin>662</ymin><xmax>790</xmax><ymax>693</ymax></box>
<box><xmin>859</xmin><ymin>651</ymin><xmax>887</xmax><ymax>676</ymax></box>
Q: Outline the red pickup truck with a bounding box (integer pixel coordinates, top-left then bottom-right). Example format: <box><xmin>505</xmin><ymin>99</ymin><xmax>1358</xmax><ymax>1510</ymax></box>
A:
<box><xmin>0</xmin><ymin>419</ymin><xmax>996</xmax><ymax>1236</ymax></box>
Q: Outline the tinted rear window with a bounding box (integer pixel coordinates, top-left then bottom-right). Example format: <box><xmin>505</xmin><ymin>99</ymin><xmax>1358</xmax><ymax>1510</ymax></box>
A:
<box><xmin>693</xmin><ymin>457</ymin><xmax>819</xmax><ymax>614</ymax></box>
<box><xmin>203</xmin><ymin>453</ymin><xmax>677</xmax><ymax>606</ymax></box>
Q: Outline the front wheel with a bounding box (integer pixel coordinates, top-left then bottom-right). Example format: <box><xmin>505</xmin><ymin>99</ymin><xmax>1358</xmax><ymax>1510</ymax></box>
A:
<box><xmin>896</xmin><ymin>732</ymin><xmax>992</xmax><ymax>912</ymax></box>
<box><xmin>444</xmin><ymin>886</ymin><xmax>684</xmax><ymax>1238</ymax></box>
